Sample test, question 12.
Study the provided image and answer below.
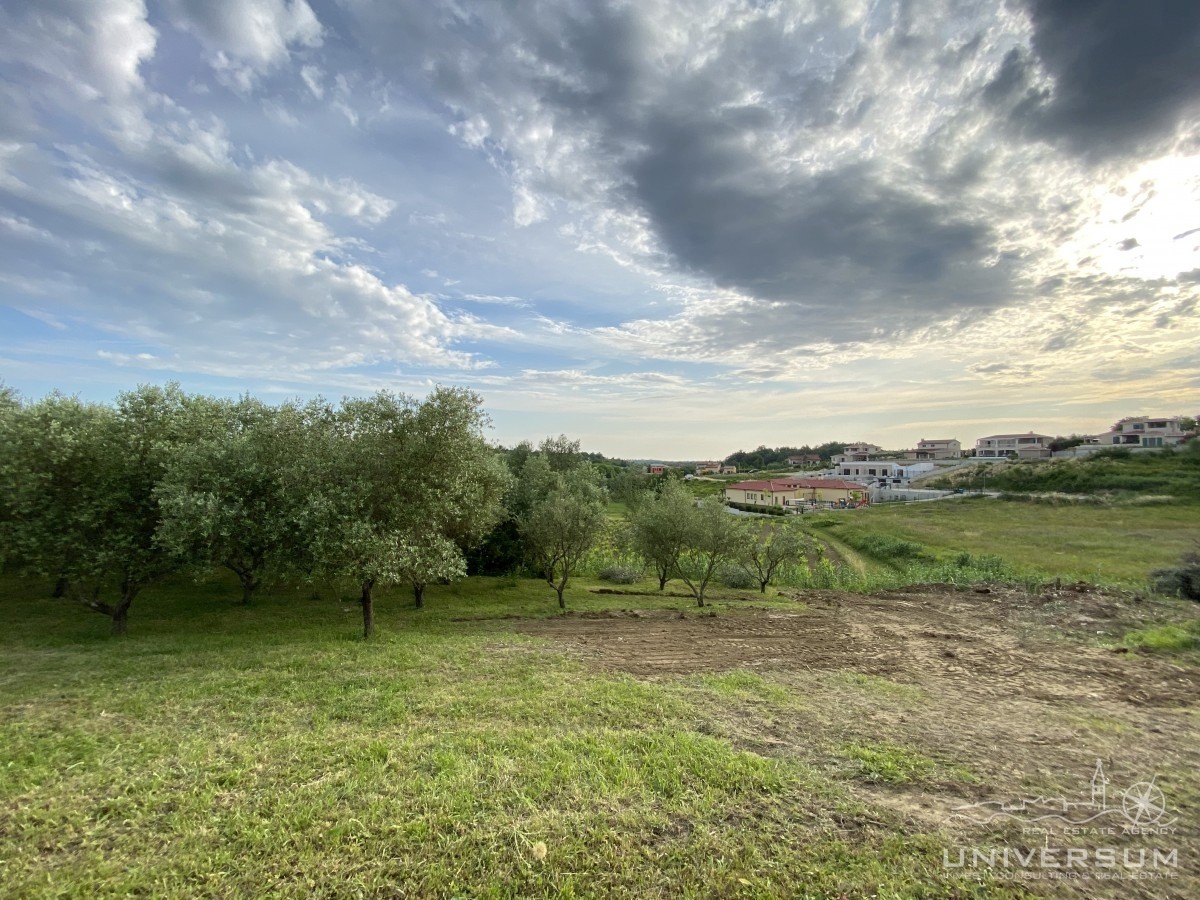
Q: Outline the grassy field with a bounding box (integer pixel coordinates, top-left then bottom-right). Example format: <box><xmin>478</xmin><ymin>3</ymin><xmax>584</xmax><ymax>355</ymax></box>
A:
<box><xmin>1</xmin><ymin>573</ymin><xmax>1030</xmax><ymax>899</ymax></box>
<box><xmin>832</xmin><ymin>497</ymin><xmax>1200</xmax><ymax>587</ymax></box>
<box><xmin>5</xmin><ymin>496</ymin><xmax>1200</xmax><ymax>897</ymax></box>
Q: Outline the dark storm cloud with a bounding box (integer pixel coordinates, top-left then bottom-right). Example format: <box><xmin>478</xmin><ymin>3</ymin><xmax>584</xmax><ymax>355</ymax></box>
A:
<box><xmin>344</xmin><ymin>0</ymin><xmax>1018</xmax><ymax>341</ymax></box>
<box><xmin>1015</xmin><ymin>0</ymin><xmax>1200</xmax><ymax>155</ymax></box>
<box><xmin>627</xmin><ymin>124</ymin><xmax>999</xmax><ymax>318</ymax></box>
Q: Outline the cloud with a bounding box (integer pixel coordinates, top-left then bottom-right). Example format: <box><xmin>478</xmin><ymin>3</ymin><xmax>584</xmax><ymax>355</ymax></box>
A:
<box><xmin>339</xmin><ymin>0</ymin><xmax>1066</xmax><ymax>346</ymax></box>
<box><xmin>163</xmin><ymin>0</ymin><xmax>323</xmax><ymax>91</ymax></box>
<box><xmin>1</xmin><ymin>0</ymin><xmax>1199</xmax><ymax>458</ymax></box>
<box><xmin>0</xmin><ymin>3</ymin><xmax>473</xmax><ymax>380</ymax></box>
<box><xmin>0</xmin><ymin>0</ymin><xmax>157</xmax><ymax>103</ymax></box>
<box><xmin>1014</xmin><ymin>0</ymin><xmax>1200</xmax><ymax>156</ymax></box>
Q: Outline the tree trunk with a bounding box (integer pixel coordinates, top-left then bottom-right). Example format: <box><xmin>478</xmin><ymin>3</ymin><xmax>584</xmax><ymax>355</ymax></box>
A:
<box><xmin>111</xmin><ymin>602</ymin><xmax>131</xmax><ymax>636</ymax></box>
<box><xmin>696</xmin><ymin>592</ymin><xmax>705</xmax><ymax>608</ymax></box>
<box><xmin>557</xmin><ymin>585</ymin><xmax>566</xmax><ymax>609</ymax></box>
<box><xmin>361</xmin><ymin>579</ymin><xmax>375</xmax><ymax>639</ymax></box>
<box><xmin>413</xmin><ymin>582</ymin><xmax>425</xmax><ymax>609</ymax></box>
<box><xmin>111</xmin><ymin>583</ymin><xmax>138</xmax><ymax>636</ymax></box>
<box><xmin>52</xmin><ymin>576</ymin><xmax>68</xmax><ymax>598</ymax></box>
<box><xmin>658</xmin><ymin>572</ymin><xmax>668</xmax><ymax>590</ymax></box>
<box><xmin>759</xmin><ymin>581</ymin><xmax>768</xmax><ymax>593</ymax></box>
<box><xmin>228</xmin><ymin>563</ymin><xmax>258</xmax><ymax>605</ymax></box>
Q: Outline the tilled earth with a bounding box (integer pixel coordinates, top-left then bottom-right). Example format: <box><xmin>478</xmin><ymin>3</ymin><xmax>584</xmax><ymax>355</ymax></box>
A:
<box><xmin>518</xmin><ymin>585</ymin><xmax>1200</xmax><ymax>898</ymax></box>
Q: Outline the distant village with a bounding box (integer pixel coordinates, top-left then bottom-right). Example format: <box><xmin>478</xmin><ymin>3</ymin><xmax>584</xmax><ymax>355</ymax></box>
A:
<box><xmin>647</xmin><ymin>413</ymin><xmax>1198</xmax><ymax>513</ymax></box>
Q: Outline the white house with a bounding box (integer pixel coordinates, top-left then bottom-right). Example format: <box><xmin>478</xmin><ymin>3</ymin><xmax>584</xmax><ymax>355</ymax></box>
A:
<box><xmin>1089</xmin><ymin>415</ymin><xmax>1193</xmax><ymax>449</ymax></box>
<box><xmin>832</xmin><ymin>443</ymin><xmax>884</xmax><ymax>464</ymax></box>
<box><xmin>836</xmin><ymin>460</ymin><xmax>906</xmax><ymax>481</ymax></box>
<box><xmin>910</xmin><ymin>438</ymin><xmax>961</xmax><ymax>460</ymax></box>
<box><xmin>974</xmin><ymin>432</ymin><xmax>1053</xmax><ymax>459</ymax></box>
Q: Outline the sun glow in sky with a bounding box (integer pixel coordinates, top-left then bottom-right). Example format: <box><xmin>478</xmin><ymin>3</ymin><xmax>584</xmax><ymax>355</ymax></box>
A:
<box><xmin>0</xmin><ymin>1</ymin><xmax>1197</xmax><ymax>458</ymax></box>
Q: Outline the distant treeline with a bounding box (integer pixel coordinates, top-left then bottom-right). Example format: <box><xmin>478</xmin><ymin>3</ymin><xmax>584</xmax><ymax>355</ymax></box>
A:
<box><xmin>722</xmin><ymin>443</ymin><xmax>848</xmax><ymax>470</ymax></box>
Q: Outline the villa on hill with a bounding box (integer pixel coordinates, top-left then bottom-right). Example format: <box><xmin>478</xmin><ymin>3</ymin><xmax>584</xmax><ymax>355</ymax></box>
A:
<box><xmin>1087</xmin><ymin>415</ymin><xmax>1193</xmax><ymax>449</ymax></box>
<box><xmin>974</xmin><ymin>432</ymin><xmax>1053</xmax><ymax>459</ymax></box>
<box><xmin>910</xmin><ymin>438</ymin><xmax>961</xmax><ymax>460</ymax></box>
<box><xmin>832</xmin><ymin>443</ymin><xmax>884</xmax><ymax>464</ymax></box>
<box><xmin>786</xmin><ymin>454</ymin><xmax>821</xmax><ymax>466</ymax></box>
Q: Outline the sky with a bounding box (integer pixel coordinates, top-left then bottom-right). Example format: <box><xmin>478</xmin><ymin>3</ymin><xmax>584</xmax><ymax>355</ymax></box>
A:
<box><xmin>1</xmin><ymin>0</ymin><xmax>1197</xmax><ymax>459</ymax></box>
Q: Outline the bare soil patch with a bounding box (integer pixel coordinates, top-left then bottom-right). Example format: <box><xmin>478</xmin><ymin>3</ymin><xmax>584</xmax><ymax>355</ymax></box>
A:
<box><xmin>520</xmin><ymin>586</ymin><xmax>1198</xmax><ymax>705</ymax></box>
<box><xmin>518</xmin><ymin>586</ymin><xmax>1200</xmax><ymax>897</ymax></box>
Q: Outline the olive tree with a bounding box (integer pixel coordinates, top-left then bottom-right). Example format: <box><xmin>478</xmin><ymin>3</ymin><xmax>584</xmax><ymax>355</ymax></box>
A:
<box><xmin>519</xmin><ymin>459</ymin><xmax>608</xmax><ymax>609</ymax></box>
<box><xmin>0</xmin><ymin>385</ymin><xmax>198</xmax><ymax>634</ymax></box>
<box><xmin>301</xmin><ymin>388</ymin><xmax>508</xmax><ymax>638</ymax></box>
<box><xmin>626</xmin><ymin>477</ymin><xmax>694</xmax><ymax>590</ymax></box>
<box><xmin>677</xmin><ymin>498</ymin><xmax>748</xmax><ymax>607</ymax></box>
<box><xmin>738</xmin><ymin>519</ymin><xmax>804</xmax><ymax>593</ymax></box>
<box><xmin>155</xmin><ymin>397</ymin><xmax>309</xmax><ymax>604</ymax></box>
<box><xmin>0</xmin><ymin>394</ymin><xmax>111</xmax><ymax>602</ymax></box>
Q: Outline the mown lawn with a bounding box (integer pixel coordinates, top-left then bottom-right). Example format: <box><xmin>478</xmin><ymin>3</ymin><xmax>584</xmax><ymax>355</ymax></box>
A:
<box><xmin>849</xmin><ymin>498</ymin><xmax>1200</xmax><ymax>586</ymax></box>
<box><xmin>0</xmin><ymin>574</ymin><xmax>1013</xmax><ymax>899</ymax></box>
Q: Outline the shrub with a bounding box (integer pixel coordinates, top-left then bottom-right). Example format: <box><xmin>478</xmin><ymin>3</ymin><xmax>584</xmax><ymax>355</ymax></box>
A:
<box><xmin>719</xmin><ymin>564</ymin><xmax>757</xmax><ymax>589</ymax></box>
<box><xmin>597</xmin><ymin>565</ymin><xmax>644</xmax><ymax>585</ymax></box>
<box><xmin>841</xmin><ymin>531</ymin><xmax>929</xmax><ymax>563</ymax></box>
<box><xmin>1150</xmin><ymin>551</ymin><xmax>1200</xmax><ymax>601</ymax></box>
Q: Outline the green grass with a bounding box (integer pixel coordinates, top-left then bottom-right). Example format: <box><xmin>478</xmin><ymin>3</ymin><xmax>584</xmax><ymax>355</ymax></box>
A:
<box><xmin>690</xmin><ymin>670</ymin><xmax>797</xmax><ymax>706</ymax></box>
<box><xmin>845</xmin><ymin>498</ymin><xmax>1200</xmax><ymax>587</ymax></box>
<box><xmin>838</xmin><ymin>743</ymin><xmax>977</xmax><ymax>787</ymax></box>
<box><xmin>1120</xmin><ymin>619</ymin><xmax>1200</xmax><ymax>655</ymax></box>
<box><xmin>0</xmin><ymin>574</ymin><xmax>1015</xmax><ymax>898</ymax></box>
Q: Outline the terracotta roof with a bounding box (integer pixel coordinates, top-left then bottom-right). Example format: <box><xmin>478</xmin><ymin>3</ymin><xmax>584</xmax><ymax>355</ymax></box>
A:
<box><xmin>790</xmin><ymin>478</ymin><xmax>871</xmax><ymax>490</ymax></box>
<box><xmin>724</xmin><ymin>480</ymin><xmax>799</xmax><ymax>492</ymax></box>
<box><xmin>726</xmin><ymin>478</ymin><xmax>868</xmax><ymax>492</ymax></box>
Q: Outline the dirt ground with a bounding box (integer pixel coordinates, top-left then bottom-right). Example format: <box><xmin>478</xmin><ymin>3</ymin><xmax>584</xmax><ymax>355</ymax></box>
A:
<box><xmin>519</xmin><ymin>585</ymin><xmax>1200</xmax><ymax>898</ymax></box>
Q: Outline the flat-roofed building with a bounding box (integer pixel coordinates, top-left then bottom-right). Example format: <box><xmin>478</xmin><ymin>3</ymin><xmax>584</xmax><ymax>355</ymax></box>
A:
<box><xmin>974</xmin><ymin>432</ymin><xmax>1053</xmax><ymax>459</ymax></box>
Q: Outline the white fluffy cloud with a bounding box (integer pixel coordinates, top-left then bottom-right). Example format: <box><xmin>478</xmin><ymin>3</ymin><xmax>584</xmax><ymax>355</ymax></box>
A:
<box><xmin>163</xmin><ymin>0</ymin><xmax>322</xmax><ymax>91</ymax></box>
<box><xmin>1</xmin><ymin>1</ymin><xmax>1197</xmax><ymax>456</ymax></box>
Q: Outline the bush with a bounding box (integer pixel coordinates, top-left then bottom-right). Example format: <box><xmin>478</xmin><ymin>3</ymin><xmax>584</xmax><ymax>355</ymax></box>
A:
<box><xmin>1150</xmin><ymin>551</ymin><xmax>1200</xmax><ymax>601</ymax></box>
<box><xmin>719</xmin><ymin>565</ymin><xmax>757</xmax><ymax>589</ymax></box>
<box><xmin>841</xmin><ymin>531</ymin><xmax>929</xmax><ymax>564</ymax></box>
<box><xmin>597</xmin><ymin>565</ymin><xmax>644</xmax><ymax>585</ymax></box>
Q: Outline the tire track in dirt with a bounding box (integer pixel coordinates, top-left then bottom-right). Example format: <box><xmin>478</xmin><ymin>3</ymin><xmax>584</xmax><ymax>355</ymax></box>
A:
<box><xmin>517</xmin><ymin>589</ymin><xmax>1200</xmax><ymax>707</ymax></box>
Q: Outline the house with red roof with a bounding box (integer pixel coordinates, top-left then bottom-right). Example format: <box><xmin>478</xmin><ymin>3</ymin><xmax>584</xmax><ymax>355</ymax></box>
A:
<box><xmin>724</xmin><ymin>477</ymin><xmax>870</xmax><ymax>510</ymax></box>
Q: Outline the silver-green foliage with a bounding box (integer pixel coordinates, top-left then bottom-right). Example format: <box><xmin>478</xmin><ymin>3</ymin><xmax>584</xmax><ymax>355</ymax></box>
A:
<box><xmin>518</xmin><ymin>454</ymin><xmax>608</xmax><ymax>609</ymax></box>
<box><xmin>155</xmin><ymin>397</ymin><xmax>313</xmax><ymax>604</ymax></box>
<box><xmin>675</xmin><ymin>498</ymin><xmax>749</xmax><ymax>607</ymax></box>
<box><xmin>299</xmin><ymin>387</ymin><xmax>510</xmax><ymax>637</ymax></box>
<box><xmin>626</xmin><ymin>478</ymin><xmax>694</xmax><ymax>591</ymax></box>
<box><xmin>0</xmin><ymin>385</ymin><xmax>209</xmax><ymax>633</ymax></box>
<box><xmin>738</xmin><ymin>520</ymin><xmax>805</xmax><ymax>593</ymax></box>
